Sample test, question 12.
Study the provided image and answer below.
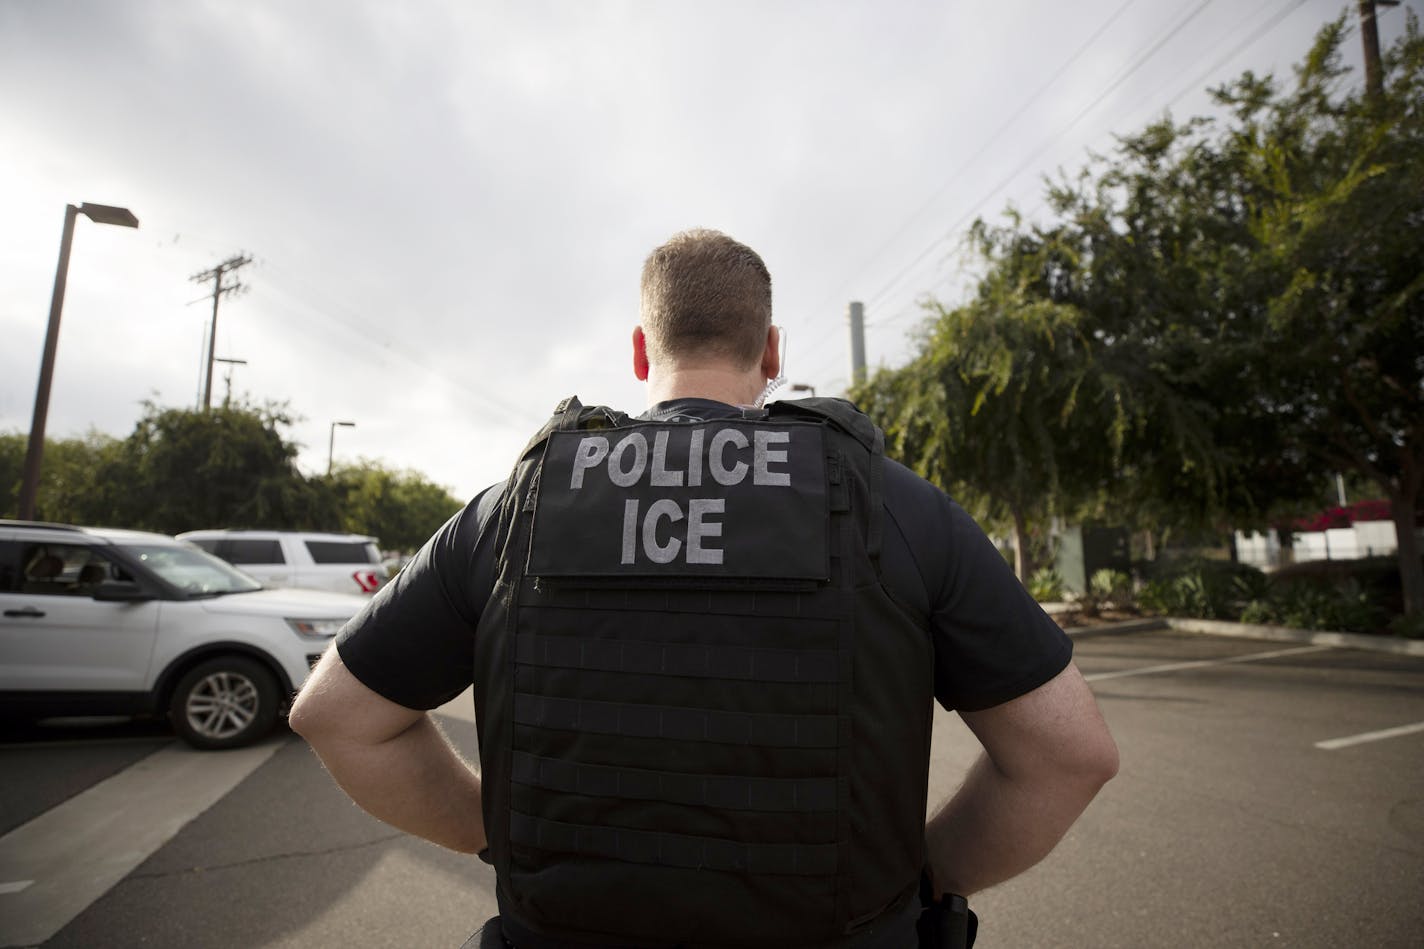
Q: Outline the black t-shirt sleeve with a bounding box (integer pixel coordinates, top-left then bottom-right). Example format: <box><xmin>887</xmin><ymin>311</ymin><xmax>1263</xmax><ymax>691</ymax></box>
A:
<box><xmin>335</xmin><ymin>485</ymin><xmax>504</xmax><ymax>710</ymax></box>
<box><xmin>879</xmin><ymin>460</ymin><xmax>1072</xmax><ymax>713</ymax></box>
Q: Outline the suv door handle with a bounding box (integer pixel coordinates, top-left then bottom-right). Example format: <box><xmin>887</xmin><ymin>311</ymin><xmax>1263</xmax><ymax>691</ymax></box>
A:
<box><xmin>4</xmin><ymin>607</ymin><xmax>46</xmax><ymax>618</ymax></box>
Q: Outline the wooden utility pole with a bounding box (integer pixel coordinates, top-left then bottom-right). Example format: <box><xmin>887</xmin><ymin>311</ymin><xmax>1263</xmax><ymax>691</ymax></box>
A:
<box><xmin>1358</xmin><ymin>1</ymin><xmax>1400</xmax><ymax>102</ymax></box>
<box><xmin>191</xmin><ymin>254</ymin><xmax>252</xmax><ymax>411</ymax></box>
<box><xmin>214</xmin><ymin>356</ymin><xmax>247</xmax><ymax>406</ymax></box>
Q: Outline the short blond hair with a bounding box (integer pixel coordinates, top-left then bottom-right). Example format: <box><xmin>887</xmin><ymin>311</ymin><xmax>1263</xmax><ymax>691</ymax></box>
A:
<box><xmin>640</xmin><ymin>229</ymin><xmax>772</xmax><ymax>369</ymax></box>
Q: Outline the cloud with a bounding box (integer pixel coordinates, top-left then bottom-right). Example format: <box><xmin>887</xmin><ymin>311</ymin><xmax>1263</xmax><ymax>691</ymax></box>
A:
<box><xmin>1</xmin><ymin>0</ymin><xmax>1405</xmax><ymax>504</ymax></box>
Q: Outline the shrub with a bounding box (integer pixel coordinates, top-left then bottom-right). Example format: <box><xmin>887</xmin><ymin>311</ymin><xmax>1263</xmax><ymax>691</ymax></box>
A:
<box><xmin>1389</xmin><ymin>612</ymin><xmax>1424</xmax><ymax>640</ymax></box>
<box><xmin>1027</xmin><ymin>567</ymin><xmax>1065</xmax><ymax>602</ymax></box>
<box><xmin>1077</xmin><ymin>568</ymin><xmax>1135</xmax><ymax>616</ymax></box>
<box><xmin>1268</xmin><ymin>557</ymin><xmax>1404</xmax><ymax>616</ymax></box>
<box><xmin>1240</xmin><ymin>599</ymin><xmax>1275</xmax><ymax>625</ymax></box>
<box><xmin>1146</xmin><ymin>554</ymin><xmax>1410</xmax><ymax>635</ymax></box>
<box><xmin>1137</xmin><ymin>558</ymin><xmax>1265</xmax><ymax>620</ymax></box>
<box><xmin>1244</xmin><ymin>576</ymin><xmax>1388</xmax><ymax>634</ymax></box>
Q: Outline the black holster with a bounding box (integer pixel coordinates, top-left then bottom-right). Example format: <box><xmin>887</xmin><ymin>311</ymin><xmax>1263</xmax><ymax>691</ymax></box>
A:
<box><xmin>917</xmin><ymin>874</ymin><xmax>977</xmax><ymax>949</ymax></box>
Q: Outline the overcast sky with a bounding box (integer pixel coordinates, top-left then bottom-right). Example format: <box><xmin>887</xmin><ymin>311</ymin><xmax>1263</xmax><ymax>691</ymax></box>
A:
<box><xmin>2</xmin><ymin>1</ymin><xmax>1415</xmax><ymax>505</ymax></box>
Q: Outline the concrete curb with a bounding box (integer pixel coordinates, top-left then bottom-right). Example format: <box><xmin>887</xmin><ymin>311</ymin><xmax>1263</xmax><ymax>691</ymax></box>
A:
<box><xmin>1163</xmin><ymin>617</ymin><xmax>1424</xmax><ymax>658</ymax></box>
<box><xmin>1059</xmin><ymin>613</ymin><xmax>1424</xmax><ymax>657</ymax></box>
<box><xmin>1062</xmin><ymin>618</ymin><xmax>1168</xmax><ymax>638</ymax></box>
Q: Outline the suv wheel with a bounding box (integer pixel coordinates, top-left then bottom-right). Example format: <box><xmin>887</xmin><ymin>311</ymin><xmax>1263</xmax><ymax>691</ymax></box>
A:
<box><xmin>169</xmin><ymin>657</ymin><xmax>280</xmax><ymax>750</ymax></box>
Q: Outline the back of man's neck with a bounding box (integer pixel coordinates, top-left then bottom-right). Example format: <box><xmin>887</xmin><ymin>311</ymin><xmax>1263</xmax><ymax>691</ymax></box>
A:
<box><xmin>645</xmin><ymin>366</ymin><xmax>765</xmax><ymax>408</ymax></box>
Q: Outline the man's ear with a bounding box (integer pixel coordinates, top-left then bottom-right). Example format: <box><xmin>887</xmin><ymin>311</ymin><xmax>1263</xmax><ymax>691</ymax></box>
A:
<box><xmin>761</xmin><ymin>324</ymin><xmax>781</xmax><ymax>381</ymax></box>
<box><xmin>632</xmin><ymin>326</ymin><xmax>650</xmax><ymax>382</ymax></box>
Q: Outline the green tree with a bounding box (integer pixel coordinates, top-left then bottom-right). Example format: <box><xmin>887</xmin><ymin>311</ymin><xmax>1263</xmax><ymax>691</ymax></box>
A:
<box><xmin>1</xmin><ymin>430</ymin><xmax>123</xmax><ymax>524</ymax></box>
<box><xmin>853</xmin><ymin>270</ymin><xmax>1118</xmax><ymax>579</ymax></box>
<box><xmin>856</xmin><ymin>15</ymin><xmax>1424</xmax><ymax>613</ymax></box>
<box><xmin>1031</xmin><ymin>118</ymin><xmax>1325</xmax><ymax>542</ymax></box>
<box><xmin>105</xmin><ymin>400</ymin><xmax>329</xmax><ymax>534</ymax></box>
<box><xmin>5</xmin><ymin>404</ymin><xmax>464</xmax><ymax>549</ymax></box>
<box><xmin>327</xmin><ymin>461</ymin><xmax>462</xmax><ymax>551</ymax></box>
<box><xmin>0</xmin><ymin>433</ymin><xmax>23</xmax><ymax>516</ymax></box>
<box><xmin>1225</xmin><ymin>16</ymin><xmax>1424</xmax><ymax>612</ymax></box>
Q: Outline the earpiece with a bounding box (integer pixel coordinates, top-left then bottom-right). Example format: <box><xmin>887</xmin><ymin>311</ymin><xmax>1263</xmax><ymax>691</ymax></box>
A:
<box><xmin>753</xmin><ymin>326</ymin><xmax>788</xmax><ymax>408</ymax></box>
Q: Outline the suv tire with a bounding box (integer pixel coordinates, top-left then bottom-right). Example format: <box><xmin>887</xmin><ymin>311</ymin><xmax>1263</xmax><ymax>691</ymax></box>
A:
<box><xmin>169</xmin><ymin>656</ymin><xmax>280</xmax><ymax>750</ymax></box>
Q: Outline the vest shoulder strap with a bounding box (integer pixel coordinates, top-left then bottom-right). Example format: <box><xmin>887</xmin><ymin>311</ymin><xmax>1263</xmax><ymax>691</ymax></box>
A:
<box><xmin>519</xmin><ymin>395</ymin><xmax>882</xmax><ymax>461</ymax></box>
<box><xmin>769</xmin><ymin>398</ymin><xmax>886</xmax><ymax>557</ymax></box>
<box><xmin>765</xmin><ymin>397</ymin><xmax>882</xmax><ymax>453</ymax></box>
<box><xmin>517</xmin><ymin>396</ymin><xmax>633</xmax><ymax>461</ymax></box>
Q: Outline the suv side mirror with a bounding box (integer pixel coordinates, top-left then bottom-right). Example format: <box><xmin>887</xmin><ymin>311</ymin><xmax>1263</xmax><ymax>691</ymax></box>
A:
<box><xmin>92</xmin><ymin>580</ymin><xmax>156</xmax><ymax>602</ymax></box>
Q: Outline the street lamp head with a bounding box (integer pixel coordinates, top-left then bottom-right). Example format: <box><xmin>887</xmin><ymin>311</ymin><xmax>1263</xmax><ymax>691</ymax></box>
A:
<box><xmin>78</xmin><ymin>203</ymin><xmax>139</xmax><ymax>229</ymax></box>
<box><xmin>327</xmin><ymin>421</ymin><xmax>356</xmax><ymax>477</ymax></box>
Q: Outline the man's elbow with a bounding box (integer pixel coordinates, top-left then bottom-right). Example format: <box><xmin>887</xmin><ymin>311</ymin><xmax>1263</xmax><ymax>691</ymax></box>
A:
<box><xmin>287</xmin><ymin>686</ymin><xmax>324</xmax><ymax>742</ymax></box>
<box><xmin>288</xmin><ymin>656</ymin><xmax>340</xmax><ymax>743</ymax></box>
<box><xmin>288</xmin><ymin>648</ymin><xmax>424</xmax><ymax>752</ymax></box>
<box><xmin>1024</xmin><ymin>716</ymin><xmax>1119</xmax><ymax>802</ymax></box>
<box><xmin>1072</xmin><ymin>725</ymin><xmax>1121</xmax><ymax>793</ymax></box>
<box><xmin>1092</xmin><ymin>734</ymin><xmax>1121</xmax><ymax>787</ymax></box>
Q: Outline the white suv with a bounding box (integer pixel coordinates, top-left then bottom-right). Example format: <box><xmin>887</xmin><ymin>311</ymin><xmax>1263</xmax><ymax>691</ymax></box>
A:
<box><xmin>176</xmin><ymin>530</ymin><xmax>389</xmax><ymax>596</ymax></box>
<box><xmin>0</xmin><ymin>521</ymin><xmax>367</xmax><ymax>749</ymax></box>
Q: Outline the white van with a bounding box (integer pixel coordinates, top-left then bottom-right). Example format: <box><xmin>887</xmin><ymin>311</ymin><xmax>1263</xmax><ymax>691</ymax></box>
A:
<box><xmin>177</xmin><ymin>530</ymin><xmax>389</xmax><ymax>596</ymax></box>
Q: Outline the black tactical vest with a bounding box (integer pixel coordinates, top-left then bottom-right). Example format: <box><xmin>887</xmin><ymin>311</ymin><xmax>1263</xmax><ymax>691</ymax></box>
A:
<box><xmin>473</xmin><ymin>397</ymin><xmax>935</xmax><ymax>949</ymax></box>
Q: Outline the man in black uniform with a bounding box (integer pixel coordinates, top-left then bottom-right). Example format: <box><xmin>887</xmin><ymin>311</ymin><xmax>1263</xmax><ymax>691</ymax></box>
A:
<box><xmin>291</xmin><ymin>229</ymin><xmax>1118</xmax><ymax>949</ymax></box>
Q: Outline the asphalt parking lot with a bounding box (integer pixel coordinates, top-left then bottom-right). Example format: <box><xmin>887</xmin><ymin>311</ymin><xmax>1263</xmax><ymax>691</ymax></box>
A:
<box><xmin>2</xmin><ymin>627</ymin><xmax>1421</xmax><ymax>948</ymax></box>
<box><xmin>972</xmin><ymin>629</ymin><xmax>1424</xmax><ymax>948</ymax></box>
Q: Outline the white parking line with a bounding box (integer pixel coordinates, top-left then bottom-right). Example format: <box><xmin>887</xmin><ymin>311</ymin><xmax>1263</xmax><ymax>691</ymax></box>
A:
<box><xmin>1315</xmin><ymin>720</ymin><xmax>1424</xmax><ymax>751</ymax></box>
<box><xmin>0</xmin><ymin>879</ymin><xmax>34</xmax><ymax>895</ymax></box>
<box><xmin>1084</xmin><ymin>644</ymin><xmax>1333</xmax><ymax>683</ymax></box>
<box><xmin>0</xmin><ymin>737</ymin><xmax>283</xmax><ymax>947</ymax></box>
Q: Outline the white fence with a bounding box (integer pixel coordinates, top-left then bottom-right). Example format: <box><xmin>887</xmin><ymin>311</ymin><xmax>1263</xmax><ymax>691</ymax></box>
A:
<box><xmin>1235</xmin><ymin>520</ymin><xmax>1406</xmax><ymax>570</ymax></box>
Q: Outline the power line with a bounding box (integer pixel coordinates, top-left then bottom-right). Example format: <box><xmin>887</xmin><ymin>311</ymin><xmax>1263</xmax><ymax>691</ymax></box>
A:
<box><xmin>791</xmin><ymin>0</ymin><xmax>1145</xmax><ymax>367</ymax></box>
<box><xmin>966</xmin><ymin>0</ymin><xmax>1302</xmax><ymax>249</ymax></box>
<box><xmin>1130</xmin><ymin>0</ymin><xmax>1314</xmax><ymax>127</ymax></box>
<box><xmin>866</xmin><ymin>0</ymin><xmax>1222</xmax><ymax>330</ymax></box>
<box><xmin>798</xmin><ymin>1</ymin><xmax>1244</xmax><ymax>390</ymax></box>
<box><xmin>844</xmin><ymin>0</ymin><xmax>1327</xmax><ymax>391</ymax></box>
<box><xmin>791</xmin><ymin>0</ymin><xmax>1149</xmax><ymax>373</ymax></box>
<box><xmin>952</xmin><ymin>0</ymin><xmax>1321</xmax><ymax>269</ymax></box>
<box><xmin>251</xmin><ymin>260</ymin><xmax>546</xmax><ymax>427</ymax></box>
<box><xmin>155</xmin><ymin>231</ymin><xmax>543</xmax><ymax>427</ymax></box>
<box><xmin>1192</xmin><ymin>0</ymin><xmax>1310</xmax><ymax>96</ymax></box>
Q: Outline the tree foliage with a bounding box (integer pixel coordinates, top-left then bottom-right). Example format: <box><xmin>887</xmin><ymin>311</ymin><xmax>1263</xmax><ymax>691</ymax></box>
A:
<box><xmin>1</xmin><ymin>401</ymin><xmax>463</xmax><ymax>551</ymax></box>
<box><xmin>108</xmin><ymin>401</ymin><xmax>324</xmax><ymax>534</ymax></box>
<box><xmin>853</xmin><ymin>14</ymin><xmax>1424</xmax><ymax>611</ymax></box>
<box><xmin>1231</xmin><ymin>17</ymin><xmax>1424</xmax><ymax>613</ymax></box>
<box><xmin>855</xmin><ymin>276</ymin><xmax>1114</xmax><ymax>577</ymax></box>
<box><xmin>327</xmin><ymin>461</ymin><xmax>463</xmax><ymax>551</ymax></box>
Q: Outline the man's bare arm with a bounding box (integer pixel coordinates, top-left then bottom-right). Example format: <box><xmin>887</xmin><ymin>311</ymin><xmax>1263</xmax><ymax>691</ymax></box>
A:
<box><xmin>288</xmin><ymin>647</ymin><xmax>486</xmax><ymax>854</ymax></box>
<box><xmin>926</xmin><ymin>662</ymin><xmax>1118</xmax><ymax>896</ymax></box>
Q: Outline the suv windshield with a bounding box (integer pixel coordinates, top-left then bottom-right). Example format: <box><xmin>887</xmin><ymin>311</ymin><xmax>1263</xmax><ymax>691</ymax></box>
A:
<box><xmin>125</xmin><ymin>543</ymin><xmax>263</xmax><ymax>596</ymax></box>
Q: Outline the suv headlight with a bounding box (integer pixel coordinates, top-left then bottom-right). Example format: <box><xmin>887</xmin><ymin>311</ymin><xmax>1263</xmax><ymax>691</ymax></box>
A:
<box><xmin>287</xmin><ymin>618</ymin><xmax>347</xmax><ymax>638</ymax></box>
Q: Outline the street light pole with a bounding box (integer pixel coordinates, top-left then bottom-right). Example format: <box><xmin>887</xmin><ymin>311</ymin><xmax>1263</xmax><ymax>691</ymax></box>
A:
<box><xmin>789</xmin><ymin>383</ymin><xmax>817</xmax><ymax>398</ymax></box>
<box><xmin>328</xmin><ymin>420</ymin><xmax>355</xmax><ymax>477</ymax></box>
<box><xmin>17</xmin><ymin>202</ymin><xmax>139</xmax><ymax>520</ymax></box>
